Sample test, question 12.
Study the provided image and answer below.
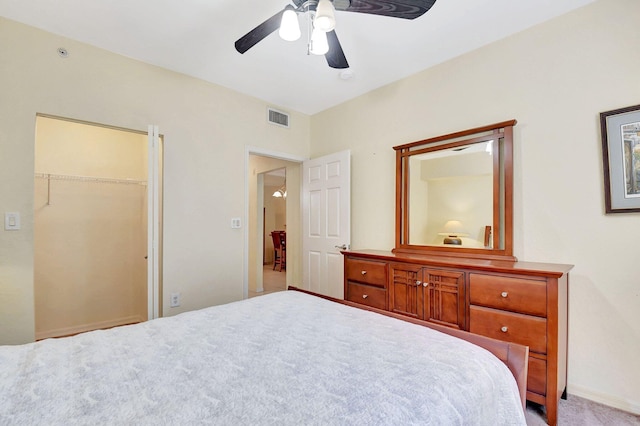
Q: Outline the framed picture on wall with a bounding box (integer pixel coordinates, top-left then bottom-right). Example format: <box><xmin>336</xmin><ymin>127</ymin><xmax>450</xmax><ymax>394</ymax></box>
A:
<box><xmin>600</xmin><ymin>104</ymin><xmax>640</xmax><ymax>213</ymax></box>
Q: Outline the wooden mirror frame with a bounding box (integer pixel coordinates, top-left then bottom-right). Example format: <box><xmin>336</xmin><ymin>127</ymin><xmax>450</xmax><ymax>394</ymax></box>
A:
<box><xmin>393</xmin><ymin>120</ymin><xmax>517</xmax><ymax>261</ymax></box>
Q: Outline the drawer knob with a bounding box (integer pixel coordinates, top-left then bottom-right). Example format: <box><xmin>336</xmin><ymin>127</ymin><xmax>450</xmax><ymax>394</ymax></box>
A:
<box><xmin>501</xmin><ymin>291</ymin><xmax>508</xmax><ymax>298</ymax></box>
<box><xmin>416</xmin><ymin>280</ymin><xmax>422</xmax><ymax>286</ymax></box>
<box><xmin>423</xmin><ymin>282</ymin><xmax>429</xmax><ymax>287</ymax></box>
<box><xmin>362</xmin><ymin>294</ymin><xmax>368</xmax><ymax>299</ymax></box>
<box><xmin>501</xmin><ymin>326</ymin><xmax>508</xmax><ymax>333</ymax></box>
<box><xmin>361</xmin><ymin>270</ymin><xmax>367</xmax><ymax>275</ymax></box>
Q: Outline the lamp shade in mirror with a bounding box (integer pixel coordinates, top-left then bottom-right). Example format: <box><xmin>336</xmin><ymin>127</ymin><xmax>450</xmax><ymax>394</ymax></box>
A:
<box><xmin>438</xmin><ymin>220</ymin><xmax>469</xmax><ymax>245</ymax></box>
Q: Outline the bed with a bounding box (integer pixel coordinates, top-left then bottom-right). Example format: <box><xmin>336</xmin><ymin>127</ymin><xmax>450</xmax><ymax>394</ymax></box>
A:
<box><xmin>0</xmin><ymin>288</ymin><xmax>528</xmax><ymax>425</ymax></box>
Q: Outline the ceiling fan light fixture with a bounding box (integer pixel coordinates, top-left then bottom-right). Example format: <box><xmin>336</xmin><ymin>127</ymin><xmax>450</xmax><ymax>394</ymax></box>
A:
<box><xmin>279</xmin><ymin>6</ymin><xmax>301</xmax><ymax>41</ymax></box>
<box><xmin>314</xmin><ymin>0</ymin><xmax>336</xmax><ymax>32</ymax></box>
<box><xmin>309</xmin><ymin>26</ymin><xmax>329</xmax><ymax>55</ymax></box>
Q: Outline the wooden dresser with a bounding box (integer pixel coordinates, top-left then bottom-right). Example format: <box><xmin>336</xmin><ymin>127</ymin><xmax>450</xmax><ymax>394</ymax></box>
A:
<box><xmin>343</xmin><ymin>249</ymin><xmax>573</xmax><ymax>426</ymax></box>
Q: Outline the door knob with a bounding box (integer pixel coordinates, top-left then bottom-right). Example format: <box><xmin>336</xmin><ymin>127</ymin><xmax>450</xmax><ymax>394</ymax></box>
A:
<box><xmin>335</xmin><ymin>244</ymin><xmax>349</xmax><ymax>250</ymax></box>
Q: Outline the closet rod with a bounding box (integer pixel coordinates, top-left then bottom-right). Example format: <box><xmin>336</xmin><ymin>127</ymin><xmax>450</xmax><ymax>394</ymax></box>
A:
<box><xmin>35</xmin><ymin>173</ymin><xmax>147</xmax><ymax>186</ymax></box>
<box><xmin>36</xmin><ymin>173</ymin><xmax>147</xmax><ymax>206</ymax></box>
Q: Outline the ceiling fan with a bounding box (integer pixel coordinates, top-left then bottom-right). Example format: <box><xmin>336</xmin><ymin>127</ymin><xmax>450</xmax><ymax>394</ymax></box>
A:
<box><xmin>234</xmin><ymin>0</ymin><xmax>437</xmax><ymax>69</ymax></box>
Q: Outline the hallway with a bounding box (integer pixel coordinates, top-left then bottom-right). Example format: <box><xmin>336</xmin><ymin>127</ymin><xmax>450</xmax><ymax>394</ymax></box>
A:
<box><xmin>249</xmin><ymin>264</ymin><xmax>286</xmax><ymax>298</ymax></box>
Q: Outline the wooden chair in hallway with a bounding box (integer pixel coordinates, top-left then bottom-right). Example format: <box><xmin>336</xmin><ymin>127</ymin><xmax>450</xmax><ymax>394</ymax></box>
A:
<box><xmin>271</xmin><ymin>231</ymin><xmax>286</xmax><ymax>271</ymax></box>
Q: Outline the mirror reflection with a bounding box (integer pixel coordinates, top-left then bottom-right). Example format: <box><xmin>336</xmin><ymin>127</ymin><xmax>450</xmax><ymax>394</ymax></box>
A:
<box><xmin>408</xmin><ymin>140</ymin><xmax>494</xmax><ymax>248</ymax></box>
<box><xmin>394</xmin><ymin>120</ymin><xmax>515</xmax><ymax>259</ymax></box>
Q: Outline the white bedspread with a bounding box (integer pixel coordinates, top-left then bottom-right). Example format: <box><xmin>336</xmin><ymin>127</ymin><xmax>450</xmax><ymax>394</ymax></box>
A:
<box><xmin>0</xmin><ymin>291</ymin><xmax>525</xmax><ymax>425</ymax></box>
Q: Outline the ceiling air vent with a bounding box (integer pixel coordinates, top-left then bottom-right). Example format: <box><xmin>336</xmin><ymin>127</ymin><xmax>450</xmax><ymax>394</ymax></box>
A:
<box><xmin>267</xmin><ymin>108</ymin><xmax>290</xmax><ymax>128</ymax></box>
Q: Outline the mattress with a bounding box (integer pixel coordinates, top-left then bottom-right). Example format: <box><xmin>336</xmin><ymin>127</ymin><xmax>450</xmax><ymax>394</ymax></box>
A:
<box><xmin>0</xmin><ymin>290</ymin><xmax>526</xmax><ymax>425</ymax></box>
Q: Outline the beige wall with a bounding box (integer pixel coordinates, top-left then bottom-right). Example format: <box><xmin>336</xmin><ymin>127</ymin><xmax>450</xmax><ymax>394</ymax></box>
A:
<box><xmin>34</xmin><ymin>116</ymin><xmax>148</xmax><ymax>339</ymax></box>
<box><xmin>0</xmin><ymin>17</ymin><xmax>310</xmax><ymax>344</ymax></box>
<box><xmin>311</xmin><ymin>0</ymin><xmax>640</xmax><ymax>413</ymax></box>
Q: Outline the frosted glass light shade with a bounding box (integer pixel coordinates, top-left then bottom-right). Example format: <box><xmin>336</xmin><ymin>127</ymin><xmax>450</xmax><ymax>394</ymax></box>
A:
<box><xmin>310</xmin><ymin>27</ymin><xmax>329</xmax><ymax>55</ymax></box>
<box><xmin>279</xmin><ymin>8</ymin><xmax>301</xmax><ymax>41</ymax></box>
<box><xmin>314</xmin><ymin>0</ymin><xmax>336</xmax><ymax>32</ymax></box>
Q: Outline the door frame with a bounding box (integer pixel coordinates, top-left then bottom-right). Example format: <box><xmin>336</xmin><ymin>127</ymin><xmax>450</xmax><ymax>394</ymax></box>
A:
<box><xmin>147</xmin><ymin>125</ymin><xmax>162</xmax><ymax>320</ymax></box>
<box><xmin>244</xmin><ymin>146</ymin><xmax>305</xmax><ymax>299</ymax></box>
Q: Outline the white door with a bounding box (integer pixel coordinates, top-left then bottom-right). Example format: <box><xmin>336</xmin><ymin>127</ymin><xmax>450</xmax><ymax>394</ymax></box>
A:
<box><xmin>302</xmin><ymin>150</ymin><xmax>350</xmax><ymax>298</ymax></box>
<box><xmin>147</xmin><ymin>125</ymin><xmax>161</xmax><ymax>320</ymax></box>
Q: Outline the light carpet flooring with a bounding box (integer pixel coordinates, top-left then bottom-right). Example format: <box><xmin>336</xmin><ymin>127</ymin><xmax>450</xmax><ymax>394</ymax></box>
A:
<box><xmin>526</xmin><ymin>395</ymin><xmax>639</xmax><ymax>425</ymax></box>
<box><xmin>252</xmin><ymin>265</ymin><xmax>639</xmax><ymax>425</ymax></box>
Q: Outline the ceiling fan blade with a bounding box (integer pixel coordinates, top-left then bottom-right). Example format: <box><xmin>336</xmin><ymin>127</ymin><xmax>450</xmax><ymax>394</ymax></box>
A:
<box><xmin>235</xmin><ymin>9</ymin><xmax>286</xmax><ymax>54</ymax></box>
<box><xmin>338</xmin><ymin>0</ymin><xmax>437</xmax><ymax>20</ymax></box>
<box><xmin>325</xmin><ymin>30</ymin><xmax>349</xmax><ymax>69</ymax></box>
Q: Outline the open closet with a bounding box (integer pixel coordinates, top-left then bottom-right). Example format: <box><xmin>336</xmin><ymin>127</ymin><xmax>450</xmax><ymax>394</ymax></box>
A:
<box><xmin>34</xmin><ymin>115</ymin><xmax>155</xmax><ymax>339</ymax></box>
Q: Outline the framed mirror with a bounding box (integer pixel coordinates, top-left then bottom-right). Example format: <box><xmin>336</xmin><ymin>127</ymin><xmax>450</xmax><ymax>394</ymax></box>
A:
<box><xmin>393</xmin><ymin>120</ymin><xmax>516</xmax><ymax>260</ymax></box>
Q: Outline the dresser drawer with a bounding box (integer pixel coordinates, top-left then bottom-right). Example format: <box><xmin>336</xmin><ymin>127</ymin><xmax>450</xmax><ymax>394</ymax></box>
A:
<box><xmin>469</xmin><ymin>274</ymin><xmax>547</xmax><ymax>317</ymax></box>
<box><xmin>345</xmin><ymin>258</ymin><xmax>387</xmax><ymax>288</ymax></box>
<box><xmin>346</xmin><ymin>282</ymin><xmax>387</xmax><ymax>310</ymax></box>
<box><xmin>469</xmin><ymin>305</ymin><xmax>547</xmax><ymax>354</ymax></box>
<box><xmin>527</xmin><ymin>356</ymin><xmax>547</xmax><ymax>396</ymax></box>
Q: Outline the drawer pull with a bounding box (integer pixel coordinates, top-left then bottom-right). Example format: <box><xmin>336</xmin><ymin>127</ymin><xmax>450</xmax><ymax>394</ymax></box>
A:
<box><xmin>361</xmin><ymin>270</ymin><xmax>367</xmax><ymax>275</ymax></box>
<box><xmin>501</xmin><ymin>291</ymin><xmax>508</xmax><ymax>298</ymax></box>
<box><xmin>501</xmin><ymin>326</ymin><xmax>508</xmax><ymax>333</ymax></box>
<box><xmin>362</xmin><ymin>294</ymin><xmax>368</xmax><ymax>299</ymax></box>
<box><xmin>423</xmin><ymin>282</ymin><xmax>429</xmax><ymax>287</ymax></box>
<box><xmin>415</xmin><ymin>280</ymin><xmax>422</xmax><ymax>286</ymax></box>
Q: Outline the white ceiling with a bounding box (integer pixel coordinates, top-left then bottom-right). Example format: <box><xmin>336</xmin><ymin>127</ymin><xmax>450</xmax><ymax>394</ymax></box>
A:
<box><xmin>0</xmin><ymin>0</ymin><xmax>594</xmax><ymax>115</ymax></box>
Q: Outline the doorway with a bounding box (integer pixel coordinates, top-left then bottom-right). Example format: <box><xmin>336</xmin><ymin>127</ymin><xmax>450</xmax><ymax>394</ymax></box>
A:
<box><xmin>252</xmin><ymin>168</ymin><xmax>287</xmax><ymax>298</ymax></box>
<box><xmin>246</xmin><ymin>151</ymin><xmax>303</xmax><ymax>298</ymax></box>
<box><xmin>33</xmin><ymin>115</ymin><xmax>162</xmax><ymax>339</ymax></box>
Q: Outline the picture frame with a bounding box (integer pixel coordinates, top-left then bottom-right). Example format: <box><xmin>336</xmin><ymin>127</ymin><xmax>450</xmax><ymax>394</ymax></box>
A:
<box><xmin>600</xmin><ymin>104</ymin><xmax>640</xmax><ymax>213</ymax></box>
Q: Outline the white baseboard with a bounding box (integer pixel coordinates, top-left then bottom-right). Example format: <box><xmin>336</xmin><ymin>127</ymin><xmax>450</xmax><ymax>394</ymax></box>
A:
<box><xmin>36</xmin><ymin>315</ymin><xmax>144</xmax><ymax>340</ymax></box>
<box><xmin>569</xmin><ymin>384</ymin><xmax>640</xmax><ymax>415</ymax></box>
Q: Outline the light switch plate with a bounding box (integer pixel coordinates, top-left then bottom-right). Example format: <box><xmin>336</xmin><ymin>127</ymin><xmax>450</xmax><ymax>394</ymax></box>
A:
<box><xmin>4</xmin><ymin>212</ymin><xmax>20</xmax><ymax>231</ymax></box>
<box><xmin>231</xmin><ymin>217</ymin><xmax>241</xmax><ymax>229</ymax></box>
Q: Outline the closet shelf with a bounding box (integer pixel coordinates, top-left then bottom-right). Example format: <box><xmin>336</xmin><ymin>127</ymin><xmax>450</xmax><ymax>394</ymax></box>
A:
<box><xmin>35</xmin><ymin>173</ymin><xmax>147</xmax><ymax>186</ymax></box>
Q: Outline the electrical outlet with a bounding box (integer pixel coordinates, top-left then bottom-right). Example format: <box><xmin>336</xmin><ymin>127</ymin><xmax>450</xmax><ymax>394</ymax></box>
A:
<box><xmin>170</xmin><ymin>292</ymin><xmax>181</xmax><ymax>308</ymax></box>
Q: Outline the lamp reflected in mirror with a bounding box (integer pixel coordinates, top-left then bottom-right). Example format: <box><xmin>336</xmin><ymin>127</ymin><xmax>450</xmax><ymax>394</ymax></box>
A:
<box><xmin>438</xmin><ymin>220</ymin><xmax>468</xmax><ymax>245</ymax></box>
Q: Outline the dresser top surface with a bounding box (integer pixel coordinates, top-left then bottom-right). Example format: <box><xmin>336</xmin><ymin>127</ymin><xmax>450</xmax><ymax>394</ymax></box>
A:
<box><xmin>343</xmin><ymin>249</ymin><xmax>573</xmax><ymax>278</ymax></box>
